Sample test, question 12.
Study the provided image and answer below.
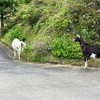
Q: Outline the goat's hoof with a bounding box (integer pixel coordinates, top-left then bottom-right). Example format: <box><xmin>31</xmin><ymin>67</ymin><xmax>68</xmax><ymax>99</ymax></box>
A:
<box><xmin>84</xmin><ymin>66</ymin><xmax>87</xmax><ymax>69</ymax></box>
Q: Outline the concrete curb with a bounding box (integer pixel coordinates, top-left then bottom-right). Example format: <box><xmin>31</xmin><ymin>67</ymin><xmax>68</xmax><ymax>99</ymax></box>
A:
<box><xmin>0</xmin><ymin>41</ymin><xmax>13</xmax><ymax>59</ymax></box>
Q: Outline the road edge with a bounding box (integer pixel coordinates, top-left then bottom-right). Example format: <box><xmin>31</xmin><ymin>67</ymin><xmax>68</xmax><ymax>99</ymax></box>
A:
<box><xmin>0</xmin><ymin>41</ymin><xmax>13</xmax><ymax>60</ymax></box>
<box><xmin>0</xmin><ymin>41</ymin><xmax>99</xmax><ymax>70</ymax></box>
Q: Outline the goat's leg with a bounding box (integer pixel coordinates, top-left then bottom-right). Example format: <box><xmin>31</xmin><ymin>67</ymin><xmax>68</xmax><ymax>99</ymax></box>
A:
<box><xmin>84</xmin><ymin>57</ymin><xmax>88</xmax><ymax>68</ymax></box>
<box><xmin>14</xmin><ymin>50</ymin><xmax>16</xmax><ymax>59</ymax></box>
<box><xmin>18</xmin><ymin>51</ymin><xmax>20</xmax><ymax>60</ymax></box>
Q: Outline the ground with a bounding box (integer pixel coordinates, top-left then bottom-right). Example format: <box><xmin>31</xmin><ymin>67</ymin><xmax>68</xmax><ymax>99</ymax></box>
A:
<box><xmin>0</xmin><ymin>42</ymin><xmax>100</xmax><ymax>100</ymax></box>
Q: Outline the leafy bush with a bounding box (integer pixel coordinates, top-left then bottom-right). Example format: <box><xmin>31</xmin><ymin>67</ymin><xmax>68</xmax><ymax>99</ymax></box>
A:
<box><xmin>10</xmin><ymin>25</ymin><xmax>26</xmax><ymax>41</ymax></box>
<box><xmin>54</xmin><ymin>16</ymin><xmax>69</xmax><ymax>33</ymax></box>
<box><xmin>16</xmin><ymin>2</ymin><xmax>44</xmax><ymax>26</ymax></box>
<box><xmin>50</xmin><ymin>34</ymin><xmax>82</xmax><ymax>59</ymax></box>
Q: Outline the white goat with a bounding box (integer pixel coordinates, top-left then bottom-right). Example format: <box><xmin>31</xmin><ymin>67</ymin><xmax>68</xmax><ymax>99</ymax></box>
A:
<box><xmin>12</xmin><ymin>38</ymin><xmax>26</xmax><ymax>60</ymax></box>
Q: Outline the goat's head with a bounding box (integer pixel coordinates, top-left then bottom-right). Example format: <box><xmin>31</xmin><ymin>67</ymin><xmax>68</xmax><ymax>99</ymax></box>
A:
<box><xmin>21</xmin><ymin>41</ymin><xmax>26</xmax><ymax>50</ymax></box>
<box><xmin>73</xmin><ymin>34</ymin><xmax>81</xmax><ymax>42</ymax></box>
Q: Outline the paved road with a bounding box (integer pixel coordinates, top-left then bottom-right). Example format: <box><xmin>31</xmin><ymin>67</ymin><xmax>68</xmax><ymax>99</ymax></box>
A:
<box><xmin>0</xmin><ymin>46</ymin><xmax>100</xmax><ymax>100</ymax></box>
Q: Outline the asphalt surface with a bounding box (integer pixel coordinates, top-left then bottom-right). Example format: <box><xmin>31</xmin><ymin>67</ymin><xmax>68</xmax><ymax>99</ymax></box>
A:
<box><xmin>0</xmin><ymin>44</ymin><xmax>100</xmax><ymax>100</ymax></box>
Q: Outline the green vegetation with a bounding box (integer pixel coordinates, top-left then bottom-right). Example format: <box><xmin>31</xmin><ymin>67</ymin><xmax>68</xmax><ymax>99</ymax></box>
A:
<box><xmin>0</xmin><ymin>0</ymin><xmax>100</xmax><ymax>66</ymax></box>
<box><xmin>0</xmin><ymin>0</ymin><xmax>17</xmax><ymax>34</ymax></box>
<box><xmin>50</xmin><ymin>34</ymin><xmax>82</xmax><ymax>59</ymax></box>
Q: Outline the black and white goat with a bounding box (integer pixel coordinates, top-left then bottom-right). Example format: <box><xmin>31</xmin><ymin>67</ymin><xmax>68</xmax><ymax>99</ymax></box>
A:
<box><xmin>12</xmin><ymin>38</ymin><xmax>26</xmax><ymax>60</ymax></box>
<box><xmin>73</xmin><ymin>34</ymin><xmax>100</xmax><ymax>68</ymax></box>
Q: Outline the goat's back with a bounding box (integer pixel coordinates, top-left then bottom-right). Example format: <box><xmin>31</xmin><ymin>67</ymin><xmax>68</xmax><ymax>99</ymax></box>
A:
<box><xmin>12</xmin><ymin>38</ymin><xmax>21</xmax><ymax>49</ymax></box>
<box><xmin>82</xmin><ymin>44</ymin><xmax>100</xmax><ymax>55</ymax></box>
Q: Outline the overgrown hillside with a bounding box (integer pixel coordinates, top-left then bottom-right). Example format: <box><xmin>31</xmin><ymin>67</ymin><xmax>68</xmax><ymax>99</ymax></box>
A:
<box><xmin>1</xmin><ymin>0</ymin><xmax>100</xmax><ymax>66</ymax></box>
